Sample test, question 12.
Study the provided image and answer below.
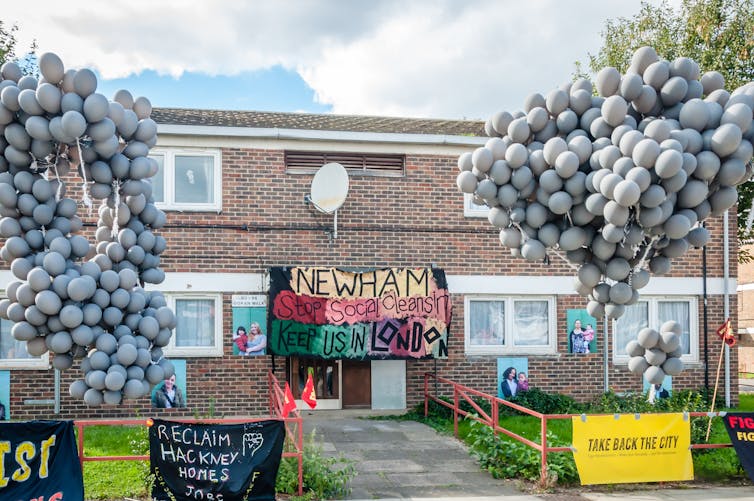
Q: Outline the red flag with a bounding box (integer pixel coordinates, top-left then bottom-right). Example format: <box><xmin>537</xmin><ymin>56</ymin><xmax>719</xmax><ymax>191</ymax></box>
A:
<box><xmin>301</xmin><ymin>372</ymin><xmax>317</xmax><ymax>409</ymax></box>
<box><xmin>282</xmin><ymin>382</ymin><xmax>297</xmax><ymax>416</ymax></box>
<box><xmin>717</xmin><ymin>318</ymin><xmax>736</xmax><ymax>347</ymax></box>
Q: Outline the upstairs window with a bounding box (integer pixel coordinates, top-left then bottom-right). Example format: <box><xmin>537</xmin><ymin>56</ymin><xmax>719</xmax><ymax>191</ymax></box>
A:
<box><xmin>149</xmin><ymin>148</ymin><xmax>222</xmax><ymax>211</ymax></box>
<box><xmin>285</xmin><ymin>151</ymin><xmax>405</xmax><ymax>177</ymax></box>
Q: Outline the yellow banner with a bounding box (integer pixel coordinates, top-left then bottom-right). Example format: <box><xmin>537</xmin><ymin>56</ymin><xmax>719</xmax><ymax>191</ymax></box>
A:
<box><xmin>572</xmin><ymin>413</ymin><xmax>693</xmax><ymax>485</ymax></box>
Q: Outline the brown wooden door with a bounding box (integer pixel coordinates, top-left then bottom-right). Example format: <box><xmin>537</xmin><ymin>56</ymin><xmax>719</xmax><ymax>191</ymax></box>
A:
<box><xmin>341</xmin><ymin>360</ymin><xmax>371</xmax><ymax>409</ymax></box>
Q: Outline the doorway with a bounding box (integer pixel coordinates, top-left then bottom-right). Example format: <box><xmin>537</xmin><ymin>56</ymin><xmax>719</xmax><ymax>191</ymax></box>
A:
<box><xmin>341</xmin><ymin>360</ymin><xmax>371</xmax><ymax>409</ymax></box>
<box><xmin>290</xmin><ymin>357</ymin><xmax>340</xmax><ymax>409</ymax></box>
<box><xmin>288</xmin><ymin>357</ymin><xmax>372</xmax><ymax>409</ymax></box>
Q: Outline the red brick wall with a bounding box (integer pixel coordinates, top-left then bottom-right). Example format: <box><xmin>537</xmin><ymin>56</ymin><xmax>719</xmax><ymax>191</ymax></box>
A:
<box><xmin>3</xmin><ymin>145</ymin><xmax>740</xmax><ymax>419</ymax></box>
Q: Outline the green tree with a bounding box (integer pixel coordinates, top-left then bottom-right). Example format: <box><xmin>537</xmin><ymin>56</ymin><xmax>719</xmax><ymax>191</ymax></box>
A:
<box><xmin>0</xmin><ymin>20</ymin><xmax>37</xmax><ymax>76</ymax></box>
<box><xmin>587</xmin><ymin>0</ymin><xmax>754</xmax><ymax>246</ymax></box>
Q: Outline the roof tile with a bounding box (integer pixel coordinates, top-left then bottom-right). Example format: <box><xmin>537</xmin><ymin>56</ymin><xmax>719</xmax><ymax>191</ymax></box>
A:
<box><xmin>152</xmin><ymin>108</ymin><xmax>486</xmax><ymax>136</ymax></box>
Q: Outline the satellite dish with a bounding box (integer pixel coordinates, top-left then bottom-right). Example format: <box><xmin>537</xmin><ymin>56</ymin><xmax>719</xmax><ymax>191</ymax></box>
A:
<box><xmin>309</xmin><ymin>162</ymin><xmax>349</xmax><ymax>213</ymax></box>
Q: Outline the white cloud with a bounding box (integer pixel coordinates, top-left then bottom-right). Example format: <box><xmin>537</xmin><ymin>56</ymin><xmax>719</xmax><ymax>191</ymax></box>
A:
<box><xmin>3</xmin><ymin>0</ymin><xmax>673</xmax><ymax>119</ymax></box>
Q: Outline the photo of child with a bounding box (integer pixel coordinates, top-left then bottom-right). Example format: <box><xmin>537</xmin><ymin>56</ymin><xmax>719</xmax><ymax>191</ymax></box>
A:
<box><xmin>567</xmin><ymin>309</ymin><xmax>598</xmax><ymax>354</ymax></box>
<box><xmin>497</xmin><ymin>357</ymin><xmax>529</xmax><ymax>400</ymax></box>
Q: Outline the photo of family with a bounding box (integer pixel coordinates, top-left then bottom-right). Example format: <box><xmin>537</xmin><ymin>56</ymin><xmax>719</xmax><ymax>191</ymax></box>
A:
<box><xmin>567</xmin><ymin>309</ymin><xmax>598</xmax><ymax>354</ymax></box>
<box><xmin>0</xmin><ymin>371</ymin><xmax>9</xmax><ymax>420</ymax></box>
<box><xmin>497</xmin><ymin>357</ymin><xmax>529</xmax><ymax>400</ymax></box>
<box><xmin>231</xmin><ymin>295</ymin><xmax>268</xmax><ymax>356</ymax></box>
<box><xmin>151</xmin><ymin>359</ymin><xmax>187</xmax><ymax>409</ymax></box>
<box><xmin>644</xmin><ymin>375</ymin><xmax>672</xmax><ymax>403</ymax></box>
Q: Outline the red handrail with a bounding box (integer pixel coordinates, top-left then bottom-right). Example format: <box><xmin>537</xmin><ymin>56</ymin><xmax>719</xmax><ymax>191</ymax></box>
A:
<box><xmin>424</xmin><ymin>372</ymin><xmax>732</xmax><ymax>484</ymax></box>
<box><xmin>73</xmin><ymin>372</ymin><xmax>304</xmax><ymax>496</ymax></box>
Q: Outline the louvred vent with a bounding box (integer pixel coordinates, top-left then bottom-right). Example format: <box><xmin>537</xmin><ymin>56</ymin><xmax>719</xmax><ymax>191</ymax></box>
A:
<box><xmin>285</xmin><ymin>151</ymin><xmax>405</xmax><ymax>177</ymax></box>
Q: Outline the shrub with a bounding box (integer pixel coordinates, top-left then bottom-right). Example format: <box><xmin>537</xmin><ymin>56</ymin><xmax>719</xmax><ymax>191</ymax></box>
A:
<box><xmin>276</xmin><ymin>431</ymin><xmax>357</xmax><ymax>500</ymax></box>
<box><xmin>466</xmin><ymin>418</ymin><xmax>578</xmax><ymax>483</ymax></box>
<box><xmin>509</xmin><ymin>388</ymin><xmax>583</xmax><ymax>415</ymax></box>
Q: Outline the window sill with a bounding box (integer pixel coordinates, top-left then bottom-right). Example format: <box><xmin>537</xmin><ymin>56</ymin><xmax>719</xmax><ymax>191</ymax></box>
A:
<box><xmin>0</xmin><ymin>360</ymin><xmax>50</xmax><ymax>370</ymax></box>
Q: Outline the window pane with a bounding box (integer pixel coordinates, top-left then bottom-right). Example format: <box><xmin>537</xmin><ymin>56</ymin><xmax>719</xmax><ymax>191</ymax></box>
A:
<box><xmin>0</xmin><ymin>318</ymin><xmax>33</xmax><ymax>359</ymax></box>
<box><xmin>149</xmin><ymin>154</ymin><xmax>165</xmax><ymax>203</ymax></box>
<box><xmin>174</xmin><ymin>155</ymin><xmax>214</xmax><ymax>204</ymax></box>
<box><xmin>658</xmin><ymin>301</ymin><xmax>690</xmax><ymax>355</ymax></box>
<box><xmin>615</xmin><ymin>302</ymin><xmax>649</xmax><ymax>355</ymax></box>
<box><xmin>469</xmin><ymin>301</ymin><xmax>505</xmax><ymax>346</ymax></box>
<box><xmin>512</xmin><ymin>301</ymin><xmax>549</xmax><ymax>345</ymax></box>
<box><xmin>175</xmin><ymin>299</ymin><xmax>215</xmax><ymax>347</ymax></box>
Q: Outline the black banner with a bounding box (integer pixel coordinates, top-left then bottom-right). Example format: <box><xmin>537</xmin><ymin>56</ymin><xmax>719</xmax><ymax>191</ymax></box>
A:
<box><xmin>0</xmin><ymin>420</ymin><xmax>84</xmax><ymax>501</ymax></box>
<box><xmin>150</xmin><ymin>419</ymin><xmax>285</xmax><ymax>501</ymax></box>
<box><xmin>722</xmin><ymin>412</ymin><xmax>754</xmax><ymax>482</ymax></box>
<box><xmin>268</xmin><ymin>266</ymin><xmax>452</xmax><ymax>360</ymax></box>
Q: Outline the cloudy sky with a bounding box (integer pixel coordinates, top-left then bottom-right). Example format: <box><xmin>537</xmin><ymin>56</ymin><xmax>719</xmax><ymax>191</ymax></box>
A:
<box><xmin>3</xmin><ymin>1</ymin><xmax>677</xmax><ymax>120</ymax></box>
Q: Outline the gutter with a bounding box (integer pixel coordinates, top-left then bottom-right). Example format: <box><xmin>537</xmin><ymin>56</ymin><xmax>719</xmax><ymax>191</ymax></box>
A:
<box><xmin>156</xmin><ymin>124</ymin><xmax>489</xmax><ymax>147</ymax></box>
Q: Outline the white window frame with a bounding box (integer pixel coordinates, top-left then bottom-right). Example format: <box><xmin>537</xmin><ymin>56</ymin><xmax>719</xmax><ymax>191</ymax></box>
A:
<box><xmin>0</xmin><ymin>296</ymin><xmax>48</xmax><ymax>369</ymax></box>
<box><xmin>464</xmin><ymin>295</ymin><xmax>557</xmax><ymax>355</ymax></box>
<box><xmin>162</xmin><ymin>293</ymin><xmax>223</xmax><ymax>357</ymax></box>
<box><xmin>612</xmin><ymin>295</ymin><xmax>699</xmax><ymax>364</ymax></box>
<box><xmin>464</xmin><ymin>194</ymin><xmax>489</xmax><ymax>218</ymax></box>
<box><xmin>149</xmin><ymin>148</ymin><xmax>222</xmax><ymax>212</ymax></box>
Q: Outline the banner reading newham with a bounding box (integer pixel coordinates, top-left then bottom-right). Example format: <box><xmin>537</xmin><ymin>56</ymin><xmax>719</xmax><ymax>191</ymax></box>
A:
<box><xmin>572</xmin><ymin>413</ymin><xmax>693</xmax><ymax>485</ymax></box>
<box><xmin>150</xmin><ymin>419</ymin><xmax>285</xmax><ymax>501</ymax></box>
<box><xmin>268</xmin><ymin>267</ymin><xmax>452</xmax><ymax>360</ymax></box>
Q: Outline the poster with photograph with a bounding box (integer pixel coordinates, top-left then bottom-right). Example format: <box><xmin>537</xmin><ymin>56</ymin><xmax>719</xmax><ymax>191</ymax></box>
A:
<box><xmin>497</xmin><ymin>357</ymin><xmax>529</xmax><ymax>399</ymax></box>
<box><xmin>151</xmin><ymin>360</ymin><xmax>187</xmax><ymax>409</ymax></box>
<box><xmin>644</xmin><ymin>375</ymin><xmax>672</xmax><ymax>403</ymax></box>
<box><xmin>567</xmin><ymin>309</ymin><xmax>598</xmax><ymax>354</ymax></box>
<box><xmin>0</xmin><ymin>371</ymin><xmax>8</xmax><ymax>420</ymax></box>
<box><xmin>232</xmin><ymin>295</ymin><xmax>268</xmax><ymax>356</ymax></box>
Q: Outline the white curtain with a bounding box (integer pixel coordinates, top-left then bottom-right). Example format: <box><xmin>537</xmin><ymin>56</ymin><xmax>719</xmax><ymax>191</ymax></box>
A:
<box><xmin>0</xmin><ymin>319</ymin><xmax>31</xmax><ymax>359</ymax></box>
<box><xmin>175</xmin><ymin>155</ymin><xmax>214</xmax><ymax>204</ymax></box>
<box><xmin>658</xmin><ymin>301</ymin><xmax>690</xmax><ymax>355</ymax></box>
<box><xmin>615</xmin><ymin>302</ymin><xmax>649</xmax><ymax>355</ymax></box>
<box><xmin>149</xmin><ymin>153</ymin><xmax>165</xmax><ymax>203</ymax></box>
<box><xmin>176</xmin><ymin>299</ymin><xmax>215</xmax><ymax>347</ymax></box>
<box><xmin>512</xmin><ymin>300</ymin><xmax>548</xmax><ymax>346</ymax></box>
<box><xmin>469</xmin><ymin>300</ymin><xmax>505</xmax><ymax>346</ymax></box>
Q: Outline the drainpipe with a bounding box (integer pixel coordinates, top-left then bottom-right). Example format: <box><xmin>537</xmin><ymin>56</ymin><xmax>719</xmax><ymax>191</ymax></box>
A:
<box><xmin>724</xmin><ymin>210</ymin><xmax>730</xmax><ymax>407</ymax></box>
<box><xmin>703</xmin><ymin>243</ymin><xmax>709</xmax><ymax>390</ymax></box>
<box><xmin>604</xmin><ymin>316</ymin><xmax>609</xmax><ymax>392</ymax></box>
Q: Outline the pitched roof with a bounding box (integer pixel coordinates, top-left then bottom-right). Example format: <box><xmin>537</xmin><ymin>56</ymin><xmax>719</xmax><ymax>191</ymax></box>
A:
<box><xmin>151</xmin><ymin>107</ymin><xmax>486</xmax><ymax>137</ymax></box>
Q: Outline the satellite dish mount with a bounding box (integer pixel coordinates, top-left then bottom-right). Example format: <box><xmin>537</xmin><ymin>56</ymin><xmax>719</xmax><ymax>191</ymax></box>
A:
<box><xmin>305</xmin><ymin>162</ymin><xmax>349</xmax><ymax>239</ymax></box>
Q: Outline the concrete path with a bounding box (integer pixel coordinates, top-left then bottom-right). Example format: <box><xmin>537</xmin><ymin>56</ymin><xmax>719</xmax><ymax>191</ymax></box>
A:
<box><xmin>301</xmin><ymin>410</ymin><xmax>754</xmax><ymax>501</ymax></box>
<box><xmin>302</xmin><ymin>412</ymin><xmax>526</xmax><ymax>499</ymax></box>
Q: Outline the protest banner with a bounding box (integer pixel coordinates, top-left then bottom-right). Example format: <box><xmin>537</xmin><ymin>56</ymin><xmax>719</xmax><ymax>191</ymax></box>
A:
<box><xmin>150</xmin><ymin>419</ymin><xmax>285</xmax><ymax>501</ymax></box>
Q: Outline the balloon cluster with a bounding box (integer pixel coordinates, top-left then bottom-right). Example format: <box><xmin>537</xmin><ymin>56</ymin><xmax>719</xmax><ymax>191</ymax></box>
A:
<box><xmin>625</xmin><ymin>321</ymin><xmax>684</xmax><ymax>384</ymax></box>
<box><xmin>456</xmin><ymin>46</ymin><xmax>754</xmax><ymax>320</ymax></box>
<box><xmin>0</xmin><ymin>52</ymin><xmax>176</xmax><ymax>405</ymax></box>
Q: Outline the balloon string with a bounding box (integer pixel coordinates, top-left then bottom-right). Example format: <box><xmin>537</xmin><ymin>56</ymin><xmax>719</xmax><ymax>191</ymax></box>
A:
<box><xmin>111</xmin><ymin>180</ymin><xmax>121</xmax><ymax>238</ymax></box>
<box><xmin>52</xmin><ymin>158</ymin><xmax>63</xmax><ymax>202</ymax></box>
<box><xmin>635</xmin><ymin>235</ymin><xmax>660</xmax><ymax>272</ymax></box>
<box><xmin>550</xmin><ymin>248</ymin><xmax>580</xmax><ymax>272</ymax></box>
<box><xmin>76</xmin><ymin>139</ymin><xmax>92</xmax><ymax>210</ymax></box>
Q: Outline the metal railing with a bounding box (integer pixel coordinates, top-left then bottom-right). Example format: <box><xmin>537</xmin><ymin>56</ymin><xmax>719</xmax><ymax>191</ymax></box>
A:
<box><xmin>424</xmin><ymin>372</ymin><xmax>732</xmax><ymax>484</ymax></box>
<box><xmin>73</xmin><ymin>371</ymin><xmax>304</xmax><ymax>496</ymax></box>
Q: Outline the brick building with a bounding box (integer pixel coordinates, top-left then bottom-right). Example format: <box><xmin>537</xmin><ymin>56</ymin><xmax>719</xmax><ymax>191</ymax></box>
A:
<box><xmin>0</xmin><ymin>108</ymin><xmax>739</xmax><ymax>419</ymax></box>
<box><xmin>737</xmin><ymin>244</ymin><xmax>754</xmax><ymax>373</ymax></box>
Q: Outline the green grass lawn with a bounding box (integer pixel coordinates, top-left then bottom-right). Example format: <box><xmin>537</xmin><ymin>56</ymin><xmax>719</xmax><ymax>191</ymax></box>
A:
<box><xmin>80</xmin><ymin>425</ymin><xmax>150</xmax><ymax>500</ymax></box>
